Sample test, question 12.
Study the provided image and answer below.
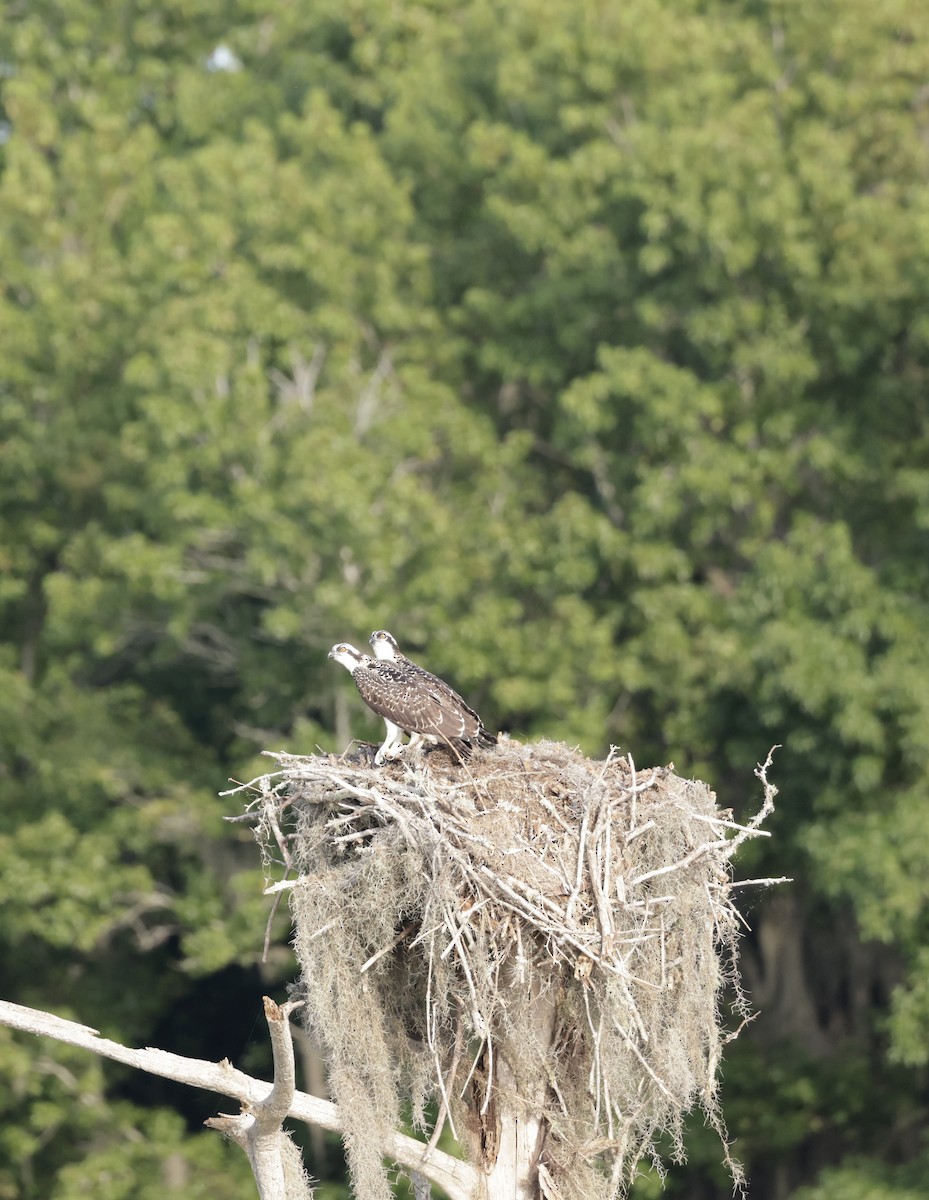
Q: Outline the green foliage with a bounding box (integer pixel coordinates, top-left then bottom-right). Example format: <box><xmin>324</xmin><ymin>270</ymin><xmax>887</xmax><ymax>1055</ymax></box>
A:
<box><xmin>1</xmin><ymin>0</ymin><xmax>929</xmax><ymax>1195</ymax></box>
<box><xmin>888</xmin><ymin>947</ymin><xmax>929</xmax><ymax>1067</ymax></box>
<box><xmin>48</xmin><ymin>1108</ymin><xmax>257</xmax><ymax>1200</ymax></box>
<box><xmin>0</xmin><ymin>1028</ymin><xmax>254</xmax><ymax>1200</ymax></box>
<box><xmin>793</xmin><ymin>1152</ymin><xmax>929</xmax><ymax>1200</ymax></box>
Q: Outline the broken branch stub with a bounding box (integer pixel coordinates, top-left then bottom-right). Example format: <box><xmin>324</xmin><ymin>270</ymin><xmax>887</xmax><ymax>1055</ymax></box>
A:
<box><xmin>248</xmin><ymin>739</ymin><xmax>778</xmax><ymax>1200</ymax></box>
<box><xmin>204</xmin><ymin>998</ymin><xmax>312</xmax><ymax>1200</ymax></box>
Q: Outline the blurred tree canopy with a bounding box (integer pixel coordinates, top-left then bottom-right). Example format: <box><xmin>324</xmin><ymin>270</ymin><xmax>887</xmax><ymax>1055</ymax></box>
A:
<box><xmin>1</xmin><ymin>0</ymin><xmax>928</xmax><ymax>1196</ymax></box>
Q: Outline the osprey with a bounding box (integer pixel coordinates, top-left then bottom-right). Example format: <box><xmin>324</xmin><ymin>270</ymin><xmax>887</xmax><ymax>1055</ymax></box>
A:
<box><xmin>329</xmin><ymin>640</ymin><xmax>496</xmax><ymax>764</ymax></box>
<box><xmin>369</xmin><ymin>630</ymin><xmax>496</xmax><ymax>751</ymax></box>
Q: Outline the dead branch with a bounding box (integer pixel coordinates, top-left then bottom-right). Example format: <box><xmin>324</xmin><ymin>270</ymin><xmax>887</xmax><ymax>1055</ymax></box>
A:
<box><xmin>0</xmin><ymin>998</ymin><xmax>476</xmax><ymax>1200</ymax></box>
<box><xmin>205</xmin><ymin>997</ymin><xmax>309</xmax><ymax>1200</ymax></box>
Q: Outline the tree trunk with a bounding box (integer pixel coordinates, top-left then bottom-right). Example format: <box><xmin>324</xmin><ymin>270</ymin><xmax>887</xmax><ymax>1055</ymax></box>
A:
<box><xmin>477</xmin><ymin>980</ymin><xmax>557</xmax><ymax>1200</ymax></box>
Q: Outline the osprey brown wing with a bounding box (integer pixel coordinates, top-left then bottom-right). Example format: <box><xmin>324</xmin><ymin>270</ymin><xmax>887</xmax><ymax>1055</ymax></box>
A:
<box><xmin>354</xmin><ymin>661</ymin><xmax>481</xmax><ymax>746</ymax></box>
<box><xmin>398</xmin><ymin>658</ymin><xmax>486</xmax><ymax>728</ymax></box>
<box><xmin>414</xmin><ymin>679</ymin><xmax>484</xmax><ymax>741</ymax></box>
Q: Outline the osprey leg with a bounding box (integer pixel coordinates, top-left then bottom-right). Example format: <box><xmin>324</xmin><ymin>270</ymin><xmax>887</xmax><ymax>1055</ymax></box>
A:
<box><xmin>375</xmin><ymin>720</ymin><xmax>406</xmax><ymax>765</ymax></box>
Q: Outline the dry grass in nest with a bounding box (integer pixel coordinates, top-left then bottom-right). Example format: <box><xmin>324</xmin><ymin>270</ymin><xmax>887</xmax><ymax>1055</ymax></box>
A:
<box><xmin>228</xmin><ymin>738</ymin><xmax>780</xmax><ymax>1200</ymax></box>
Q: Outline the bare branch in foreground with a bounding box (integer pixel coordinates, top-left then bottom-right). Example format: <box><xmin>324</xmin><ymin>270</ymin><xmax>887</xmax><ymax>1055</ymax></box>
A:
<box><xmin>205</xmin><ymin>997</ymin><xmax>310</xmax><ymax>1200</ymax></box>
<box><xmin>0</xmin><ymin>998</ymin><xmax>476</xmax><ymax>1200</ymax></box>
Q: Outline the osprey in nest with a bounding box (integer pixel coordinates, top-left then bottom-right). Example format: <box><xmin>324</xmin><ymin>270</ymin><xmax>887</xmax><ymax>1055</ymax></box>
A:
<box><xmin>328</xmin><ymin>633</ymin><xmax>496</xmax><ymax>764</ymax></box>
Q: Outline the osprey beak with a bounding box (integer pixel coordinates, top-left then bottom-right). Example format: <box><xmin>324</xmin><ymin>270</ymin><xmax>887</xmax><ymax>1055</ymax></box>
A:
<box><xmin>327</xmin><ymin>649</ymin><xmax>335</xmax><ymax>660</ymax></box>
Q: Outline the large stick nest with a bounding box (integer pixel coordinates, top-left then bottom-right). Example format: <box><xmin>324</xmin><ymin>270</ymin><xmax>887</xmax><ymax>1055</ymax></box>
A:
<box><xmin>235</xmin><ymin>739</ymin><xmax>778</xmax><ymax>1200</ymax></box>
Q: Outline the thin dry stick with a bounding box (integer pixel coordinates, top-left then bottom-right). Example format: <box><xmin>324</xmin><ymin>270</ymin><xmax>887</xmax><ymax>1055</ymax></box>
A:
<box><xmin>262</xmin><ymin>892</ymin><xmax>284</xmax><ymax>965</ymax></box>
<box><xmin>424</xmin><ymin>936</ymin><xmax>461</xmax><ymax>1142</ymax></box>
<box><xmin>423</xmin><ymin>1016</ymin><xmax>464</xmax><ymax>1159</ymax></box>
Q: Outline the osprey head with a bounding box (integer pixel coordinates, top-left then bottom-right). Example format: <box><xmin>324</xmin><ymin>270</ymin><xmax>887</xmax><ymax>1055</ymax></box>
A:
<box><xmin>369</xmin><ymin>630</ymin><xmax>400</xmax><ymax>661</ymax></box>
<box><xmin>328</xmin><ymin>643</ymin><xmax>369</xmax><ymax>673</ymax></box>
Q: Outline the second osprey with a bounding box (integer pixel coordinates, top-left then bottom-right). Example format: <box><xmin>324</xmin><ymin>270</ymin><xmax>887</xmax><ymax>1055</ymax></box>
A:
<box><xmin>328</xmin><ymin>631</ymin><xmax>496</xmax><ymax>764</ymax></box>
